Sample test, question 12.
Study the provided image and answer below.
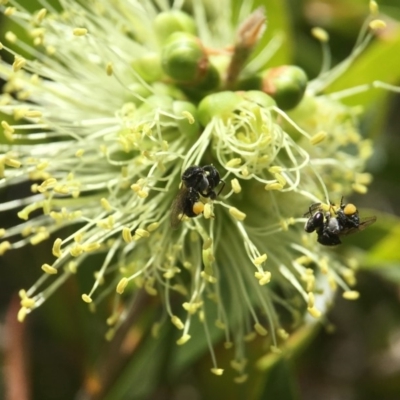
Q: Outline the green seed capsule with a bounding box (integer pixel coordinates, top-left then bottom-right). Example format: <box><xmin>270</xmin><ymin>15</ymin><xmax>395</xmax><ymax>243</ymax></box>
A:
<box><xmin>154</xmin><ymin>10</ymin><xmax>196</xmax><ymax>43</ymax></box>
<box><xmin>198</xmin><ymin>91</ymin><xmax>242</xmax><ymax>126</ymax></box>
<box><xmin>161</xmin><ymin>32</ymin><xmax>207</xmax><ymax>82</ymax></box>
<box><xmin>261</xmin><ymin>66</ymin><xmax>308</xmax><ymax>110</ymax></box>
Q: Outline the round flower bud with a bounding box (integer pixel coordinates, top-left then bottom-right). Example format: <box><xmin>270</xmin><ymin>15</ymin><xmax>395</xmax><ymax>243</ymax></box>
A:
<box><xmin>161</xmin><ymin>32</ymin><xmax>207</xmax><ymax>82</ymax></box>
<box><xmin>261</xmin><ymin>65</ymin><xmax>308</xmax><ymax>110</ymax></box>
<box><xmin>195</xmin><ymin>62</ymin><xmax>220</xmax><ymax>92</ymax></box>
<box><xmin>131</xmin><ymin>53</ymin><xmax>163</xmax><ymax>82</ymax></box>
<box><xmin>238</xmin><ymin>90</ymin><xmax>276</xmax><ymax>109</ymax></box>
<box><xmin>154</xmin><ymin>10</ymin><xmax>196</xmax><ymax>43</ymax></box>
<box><xmin>197</xmin><ymin>91</ymin><xmax>242</xmax><ymax>126</ymax></box>
<box><xmin>136</xmin><ymin>94</ymin><xmax>174</xmax><ymax>117</ymax></box>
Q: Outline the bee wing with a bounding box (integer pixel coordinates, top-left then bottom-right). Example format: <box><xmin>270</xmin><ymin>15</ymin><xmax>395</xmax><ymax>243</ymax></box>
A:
<box><xmin>339</xmin><ymin>216</ymin><xmax>377</xmax><ymax>236</ymax></box>
<box><xmin>170</xmin><ymin>186</ymin><xmax>189</xmax><ymax>229</ymax></box>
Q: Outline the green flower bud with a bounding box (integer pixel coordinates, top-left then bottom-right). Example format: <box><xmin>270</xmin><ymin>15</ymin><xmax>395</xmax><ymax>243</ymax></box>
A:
<box><xmin>261</xmin><ymin>65</ymin><xmax>308</xmax><ymax>110</ymax></box>
<box><xmin>161</xmin><ymin>32</ymin><xmax>207</xmax><ymax>82</ymax></box>
<box><xmin>238</xmin><ymin>90</ymin><xmax>276</xmax><ymax>109</ymax></box>
<box><xmin>136</xmin><ymin>94</ymin><xmax>174</xmax><ymax>117</ymax></box>
<box><xmin>136</xmin><ymin>96</ymin><xmax>199</xmax><ymax>136</ymax></box>
<box><xmin>154</xmin><ymin>10</ymin><xmax>196</xmax><ymax>43</ymax></box>
<box><xmin>198</xmin><ymin>91</ymin><xmax>242</xmax><ymax>126</ymax></box>
<box><xmin>127</xmin><ymin>83</ymin><xmax>153</xmax><ymax>105</ymax></box>
<box><xmin>196</xmin><ymin>62</ymin><xmax>220</xmax><ymax>91</ymax></box>
<box><xmin>131</xmin><ymin>53</ymin><xmax>163</xmax><ymax>82</ymax></box>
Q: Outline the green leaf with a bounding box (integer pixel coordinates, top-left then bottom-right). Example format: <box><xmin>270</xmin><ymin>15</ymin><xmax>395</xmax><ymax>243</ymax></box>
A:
<box><xmin>363</xmin><ymin>219</ymin><xmax>400</xmax><ymax>269</ymax></box>
<box><xmin>326</xmin><ymin>27</ymin><xmax>400</xmax><ymax>108</ymax></box>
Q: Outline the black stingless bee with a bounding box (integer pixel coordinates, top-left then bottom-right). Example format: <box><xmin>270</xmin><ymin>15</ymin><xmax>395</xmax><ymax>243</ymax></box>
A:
<box><xmin>170</xmin><ymin>165</ymin><xmax>225</xmax><ymax>229</ymax></box>
<box><xmin>304</xmin><ymin>197</ymin><xmax>376</xmax><ymax>246</ymax></box>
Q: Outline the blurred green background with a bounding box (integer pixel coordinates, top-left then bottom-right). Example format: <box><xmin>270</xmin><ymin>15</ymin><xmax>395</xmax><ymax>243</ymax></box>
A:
<box><xmin>1</xmin><ymin>0</ymin><xmax>400</xmax><ymax>399</ymax></box>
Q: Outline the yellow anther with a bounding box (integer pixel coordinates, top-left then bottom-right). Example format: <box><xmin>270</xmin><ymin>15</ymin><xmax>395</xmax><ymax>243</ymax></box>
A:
<box><xmin>182</xmin><ymin>301</ymin><xmax>202</xmax><ymax>314</ymax></box>
<box><xmin>106</xmin><ymin>313</ymin><xmax>118</xmax><ymax>326</ymax></box>
<box><xmin>352</xmin><ymin>183</ymin><xmax>368</xmax><ymax>194</ymax></box>
<box><xmin>202</xmin><ymin>237</ymin><xmax>213</xmax><ymax>250</ymax></box>
<box><xmin>311</xmin><ymin>27</ymin><xmax>329</xmax><ymax>42</ymax></box>
<box><xmin>17</xmin><ymin>307</ymin><xmax>28</xmax><ymax>322</ymax></box>
<box><xmin>274</xmin><ymin>173</ymin><xmax>286</xmax><ymax>186</ymax></box>
<box><xmin>147</xmin><ymin>222</ymin><xmax>159</xmax><ymax>232</ymax></box>
<box><xmin>254</xmin><ymin>323</ymin><xmax>268</xmax><ymax>336</ymax></box>
<box><xmin>369</xmin><ymin>19</ymin><xmax>386</xmax><ymax>30</ymax></box>
<box><xmin>200</xmin><ymin>271</ymin><xmax>217</xmax><ymax>283</ymax></box>
<box><xmin>244</xmin><ymin>331</ymin><xmax>257</xmax><ymax>342</ymax></box>
<box><xmin>81</xmin><ymin>294</ymin><xmax>92</xmax><ymax>303</ymax></box>
<box><xmin>105</xmin><ymin>328</ymin><xmax>115</xmax><ymax>341</ymax></box>
<box><xmin>171</xmin><ymin>315</ymin><xmax>184</xmax><ymax>330</ymax></box>
<box><xmin>176</xmin><ymin>334</ymin><xmax>191</xmax><ymax>345</ymax></box>
<box><xmin>41</xmin><ymin>263</ymin><xmax>57</xmax><ymax>274</ymax></box>
<box><xmin>229</xmin><ymin>207</ymin><xmax>246</xmax><ymax>221</ymax></box>
<box><xmin>25</xmin><ymin>110</ymin><xmax>42</xmax><ymax>118</ymax></box>
<box><xmin>210</xmin><ymin>368</ymin><xmax>224</xmax><ymax>376</ymax></box>
<box><xmin>268</xmin><ymin>166</ymin><xmax>282</xmax><ymax>175</ymax></box>
<box><xmin>116</xmin><ymin>277</ymin><xmax>128</xmax><ymax>294</ymax></box>
<box><xmin>307</xmin><ymin>306</ymin><xmax>321</xmax><ymax>318</ymax></box>
<box><xmin>5</xmin><ymin>31</ymin><xmax>17</xmax><ymax>43</ymax></box>
<box><xmin>226</xmin><ymin>158</ymin><xmax>242</xmax><ymax>167</ymax></box>
<box><xmin>75</xmin><ymin>149</ymin><xmax>85</xmax><ymax>157</ymax></box>
<box><xmin>52</xmin><ymin>238</ymin><xmax>62</xmax><ymax>258</ymax></box>
<box><xmin>270</xmin><ymin>346</ymin><xmax>282</xmax><ymax>354</ymax></box>
<box><xmin>144</xmin><ymin>282</ymin><xmax>157</xmax><ymax>296</ymax></box>
<box><xmin>182</xmin><ymin>111</ymin><xmax>195</xmax><ymax>124</ymax></box>
<box><xmin>82</xmin><ymin>243</ymin><xmax>101</xmax><ymax>252</ymax></box>
<box><xmin>122</xmin><ymin>227</ymin><xmax>132</xmax><ymax>243</ymax></box>
<box><xmin>68</xmin><ymin>261</ymin><xmax>78</xmax><ymax>274</ymax></box>
<box><xmin>231</xmin><ymin>178</ymin><xmax>241</xmax><ymax>193</ymax></box>
<box><xmin>151</xmin><ymin>322</ymin><xmax>161</xmax><ymax>338</ymax></box>
<box><xmin>1</xmin><ymin>120</ymin><xmax>14</xmax><ymax>133</ymax></box>
<box><xmin>21</xmin><ymin>298</ymin><xmax>35</xmax><ymax>309</ymax></box>
<box><xmin>36</xmin><ymin>8</ymin><xmax>47</xmax><ymax>23</ymax></box>
<box><xmin>253</xmin><ymin>254</ymin><xmax>267</xmax><ymax>266</ymax></box>
<box><xmin>100</xmin><ymin>198</ymin><xmax>112</xmax><ymax>212</ymax></box>
<box><xmin>0</xmin><ymin>228</ymin><xmax>5</xmax><ymax>238</ymax></box>
<box><xmin>30</xmin><ymin>231</ymin><xmax>49</xmax><ymax>245</ymax></box>
<box><xmin>0</xmin><ymin>241</ymin><xmax>11</xmax><ymax>255</ymax></box>
<box><xmin>106</xmin><ymin>62</ymin><xmax>113</xmax><ymax>76</ymax></box>
<box><xmin>310</xmin><ymin>131</ymin><xmax>327</xmax><ymax>145</ymax></box>
<box><xmin>224</xmin><ymin>341</ymin><xmax>233</xmax><ymax>349</ymax></box>
<box><xmin>136</xmin><ymin>228</ymin><xmax>150</xmax><ymax>238</ymax></box>
<box><xmin>5</xmin><ymin>6</ymin><xmax>16</xmax><ymax>16</ymax></box>
<box><xmin>70</xmin><ymin>244</ymin><xmax>83</xmax><ymax>257</ymax></box>
<box><xmin>255</xmin><ymin>271</ymin><xmax>271</xmax><ymax>285</ymax></box>
<box><xmin>307</xmin><ymin>292</ymin><xmax>315</xmax><ymax>308</ymax></box>
<box><xmin>264</xmin><ymin>182</ymin><xmax>283</xmax><ymax>191</ymax></box>
<box><xmin>369</xmin><ymin>1</ymin><xmax>379</xmax><ymax>15</ymax></box>
<box><xmin>203</xmin><ymin>203</ymin><xmax>212</xmax><ymax>219</ymax></box>
<box><xmin>342</xmin><ymin>290</ymin><xmax>360</xmax><ymax>300</ymax></box>
<box><xmin>138</xmin><ymin>189</ymin><xmax>149</xmax><ymax>198</ymax></box>
<box><xmin>73</xmin><ymin>28</ymin><xmax>88</xmax><ymax>36</ymax></box>
<box><xmin>277</xmin><ymin>328</ymin><xmax>289</xmax><ymax>340</ymax></box>
<box><xmin>234</xmin><ymin>374</ymin><xmax>248</xmax><ymax>384</ymax></box>
<box><xmin>13</xmin><ymin>56</ymin><xmax>27</xmax><ymax>72</ymax></box>
<box><xmin>4</xmin><ymin>157</ymin><xmax>21</xmax><ymax>168</ymax></box>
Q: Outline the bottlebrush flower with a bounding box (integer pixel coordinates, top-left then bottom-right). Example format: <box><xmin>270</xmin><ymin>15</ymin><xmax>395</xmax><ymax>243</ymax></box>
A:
<box><xmin>0</xmin><ymin>0</ymin><xmax>391</xmax><ymax>380</ymax></box>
